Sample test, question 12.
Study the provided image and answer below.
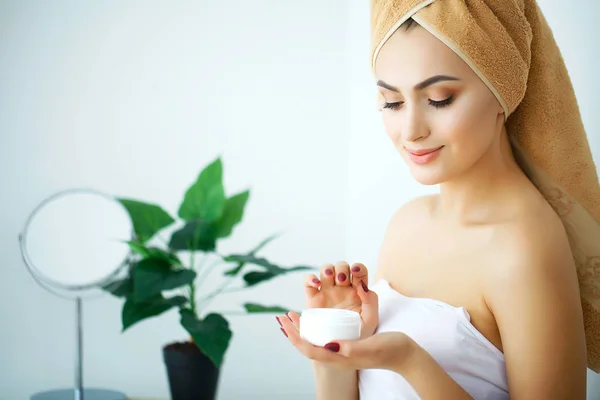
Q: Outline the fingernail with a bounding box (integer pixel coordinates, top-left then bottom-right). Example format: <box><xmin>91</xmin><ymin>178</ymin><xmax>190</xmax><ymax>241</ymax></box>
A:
<box><xmin>276</xmin><ymin>316</ymin><xmax>282</xmax><ymax>327</ymax></box>
<box><xmin>324</xmin><ymin>342</ymin><xmax>340</xmax><ymax>352</ymax></box>
<box><xmin>312</xmin><ymin>278</ymin><xmax>320</xmax><ymax>284</ymax></box>
<box><xmin>337</xmin><ymin>272</ymin><xmax>347</xmax><ymax>282</ymax></box>
<box><xmin>285</xmin><ymin>312</ymin><xmax>292</xmax><ymax>321</ymax></box>
<box><xmin>352</xmin><ymin>266</ymin><xmax>360</xmax><ymax>273</ymax></box>
<box><xmin>280</xmin><ymin>328</ymin><xmax>288</xmax><ymax>338</ymax></box>
<box><xmin>361</xmin><ymin>280</ymin><xmax>369</xmax><ymax>293</ymax></box>
<box><xmin>325</xmin><ymin>269</ymin><xmax>333</xmax><ymax>276</ymax></box>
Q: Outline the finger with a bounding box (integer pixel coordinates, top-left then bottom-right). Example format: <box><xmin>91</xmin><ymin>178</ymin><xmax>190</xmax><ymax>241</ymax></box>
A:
<box><xmin>304</xmin><ymin>274</ymin><xmax>321</xmax><ymax>299</ymax></box>
<box><xmin>357</xmin><ymin>286</ymin><xmax>379</xmax><ymax>337</ymax></box>
<box><xmin>278</xmin><ymin>314</ymin><xmax>343</xmax><ymax>364</ymax></box>
<box><xmin>326</xmin><ymin>338</ymin><xmax>373</xmax><ymax>367</ymax></box>
<box><xmin>356</xmin><ymin>277</ymin><xmax>373</xmax><ymax>302</ymax></box>
<box><xmin>319</xmin><ymin>264</ymin><xmax>335</xmax><ymax>288</ymax></box>
<box><xmin>286</xmin><ymin>311</ymin><xmax>301</xmax><ymax>329</ymax></box>
<box><xmin>275</xmin><ymin>315</ymin><xmax>295</xmax><ymax>337</ymax></box>
<box><xmin>334</xmin><ymin>261</ymin><xmax>351</xmax><ymax>287</ymax></box>
<box><xmin>350</xmin><ymin>262</ymin><xmax>369</xmax><ymax>288</ymax></box>
<box><xmin>276</xmin><ymin>314</ymin><xmax>298</xmax><ymax>334</ymax></box>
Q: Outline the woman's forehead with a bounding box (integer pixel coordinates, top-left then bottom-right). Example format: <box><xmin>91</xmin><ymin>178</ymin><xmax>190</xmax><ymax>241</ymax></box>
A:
<box><xmin>375</xmin><ymin>29</ymin><xmax>474</xmax><ymax>87</ymax></box>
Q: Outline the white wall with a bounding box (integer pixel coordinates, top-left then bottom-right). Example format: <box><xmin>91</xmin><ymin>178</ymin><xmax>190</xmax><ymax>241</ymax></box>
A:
<box><xmin>344</xmin><ymin>0</ymin><xmax>600</xmax><ymax>399</ymax></box>
<box><xmin>0</xmin><ymin>1</ymin><xmax>348</xmax><ymax>399</ymax></box>
<box><xmin>1</xmin><ymin>1</ymin><xmax>599</xmax><ymax>399</ymax></box>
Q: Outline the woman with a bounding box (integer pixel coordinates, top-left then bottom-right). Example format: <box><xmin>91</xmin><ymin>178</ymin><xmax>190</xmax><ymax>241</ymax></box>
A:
<box><xmin>276</xmin><ymin>1</ymin><xmax>600</xmax><ymax>399</ymax></box>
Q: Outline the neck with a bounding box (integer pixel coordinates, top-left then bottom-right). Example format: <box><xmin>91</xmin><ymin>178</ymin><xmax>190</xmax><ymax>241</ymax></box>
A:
<box><xmin>437</xmin><ymin>124</ymin><xmax>525</xmax><ymax>225</ymax></box>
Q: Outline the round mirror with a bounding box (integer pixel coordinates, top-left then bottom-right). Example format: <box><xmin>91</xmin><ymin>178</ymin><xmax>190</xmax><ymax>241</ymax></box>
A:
<box><xmin>20</xmin><ymin>189</ymin><xmax>131</xmax><ymax>292</ymax></box>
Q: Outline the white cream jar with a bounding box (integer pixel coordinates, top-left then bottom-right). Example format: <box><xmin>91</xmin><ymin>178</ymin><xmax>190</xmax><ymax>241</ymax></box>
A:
<box><xmin>299</xmin><ymin>308</ymin><xmax>361</xmax><ymax>346</ymax></box>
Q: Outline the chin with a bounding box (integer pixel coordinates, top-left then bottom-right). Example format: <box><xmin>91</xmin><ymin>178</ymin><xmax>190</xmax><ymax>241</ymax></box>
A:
<box><xmin>399</xmin><ymin>149</ymin><xmax>449</xmax><ymax>185</ymax></box>
<box><xmin>411</xmin><ymin>172</ymin><xmax>444</xmax><ymax>185</ymax></box>
<box><xmin>407</xmin><ymin>165</ymin><xmax>449</xmax><ymax>185</ymax></box>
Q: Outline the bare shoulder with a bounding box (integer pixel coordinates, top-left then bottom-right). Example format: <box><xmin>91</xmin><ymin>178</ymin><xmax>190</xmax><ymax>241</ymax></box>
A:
<box><xmin>485</xmin><ymin>195</ymin><xmax>576</xmax><ymax>288</ymax></box>
<box><xmin>382</xmin><ymin>194</ymin><xmax>437</xmax><ymax>247</ymax></box>
<box><xmin>374</xmin><ymin>195</ymin><xmax>436</xmax><ymax>280</ymax></box>
<box><xmin>484</xmin><ymin>194</ymin><xmax>587</xmax><ymax>398</ymax></box>
<box><xmin>484</xmin><ymin>193</ymin><xmax>580</xmax><ymax>310</ymax></box>
<box><xmin>388</xmin><ymin>194</ymin><xmax>436</xmax><ymax>227</ymax></box>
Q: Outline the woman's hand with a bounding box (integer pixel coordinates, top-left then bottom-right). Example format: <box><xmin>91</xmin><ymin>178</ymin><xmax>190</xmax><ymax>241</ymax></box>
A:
<box><xmin>304</xmin><ymin>261</ymin><xmax>378</xmax><ymax>338</ymax></box>
<box><xmin>277</xmin><ymin>311</ymin><xmax>416</xmax><ymax>373</ymax></box>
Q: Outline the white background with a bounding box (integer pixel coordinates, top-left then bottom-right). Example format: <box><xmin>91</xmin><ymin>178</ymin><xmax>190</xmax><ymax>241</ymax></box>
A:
<box><xmin>1</xmin><ymin>1</ymin><xmax>599</xmax><ymax>399</ymax></box>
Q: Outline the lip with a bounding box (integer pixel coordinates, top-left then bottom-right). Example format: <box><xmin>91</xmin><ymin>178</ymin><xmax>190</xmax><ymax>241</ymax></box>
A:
<box><xmin>406</xmin><ymin>146</ymin><xmax>443</xmax><ymax>156</ymax></box>
<box><xmin>405</xmin><ymin>146</ymin><xmax>444</xmax><ymax>165</ymax></box>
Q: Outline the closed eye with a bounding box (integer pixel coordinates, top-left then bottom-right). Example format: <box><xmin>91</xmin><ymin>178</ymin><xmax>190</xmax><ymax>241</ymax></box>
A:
<box><xmin>429</xmin><ymin>95</ymin><xmax>454</xmax><ymax>108</ymax></box>
<box><xmin>383</xmin><ymin>101</ymin><xmax>402</xmax><ymax>110</ymax></box>
<box><xmin>382</xmin><ymin>95</ymin><xmax>454</xmax><ymax>111</ymax></box>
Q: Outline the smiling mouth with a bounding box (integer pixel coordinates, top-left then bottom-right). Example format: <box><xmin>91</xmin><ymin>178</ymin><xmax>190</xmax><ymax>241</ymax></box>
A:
<box><xmin>406</xmin><ymin>146</ymin><xmax>443</xmax><ymax>156</ymax></box>
<box><xmin>405</xmin><ymin>146</ymin><xmax>444</xmax><ymax>165</ymax></box>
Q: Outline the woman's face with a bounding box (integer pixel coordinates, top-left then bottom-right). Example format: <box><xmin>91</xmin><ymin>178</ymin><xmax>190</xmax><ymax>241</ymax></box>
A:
<box><xmin>375</xmin><ymin>23</ymin><xmax>505</xmax><ymax>185</ymax></box>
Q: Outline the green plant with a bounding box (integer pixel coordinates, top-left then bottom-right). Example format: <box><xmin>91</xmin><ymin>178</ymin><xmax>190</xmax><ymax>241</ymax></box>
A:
<box><xmin>103</xmin><ymin>156</ymin><xmax>313</xmax><ymax>368</ymax></box>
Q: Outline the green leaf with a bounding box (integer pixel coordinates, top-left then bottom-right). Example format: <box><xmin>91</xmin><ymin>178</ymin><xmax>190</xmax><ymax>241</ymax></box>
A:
<box><xmin>248</xmin><ymin>233</ymin><xmax>282</xmax><ymax>255</ymax></box>
<box><xmin>223</xmin><ymin>233</ymin><xmax>282</xmax><ymax>276</ymax></box>
<box><xmin>223</xmin><ymin>262</ymin><xmax>244</xmax><ymax>276</ymax></box>
<box><xmin>216</xmin><ymin>190</ymin><xmax>250</xmax><ymax>238</ymax></box>
<box><xmin>241</xmin><ymin>261</ymin><xmax>312</xmax><ymax>287</ymax></box>
<box><xmin>133</xmin><ymin>259</ymin><xmax>196</xmax><ymax>301</ymax></box>
<box><xmin>168</xmin><ymin>220</ymin><xmax>218</xmax><ymax>251</ymax></box>
<box><xmin>243</xmin><ymin>303</ymin><xmax>289</xmax><ymax>313</ymax></box>
<box><xmin>126</xmin><ymin>241</ymin><xmax>182</xmax><ymax>265</ymax></box>
<box><xmin>178</xmin><ymin>157</ymin><xmax>226</xmax><ymax>222</ymax></box>
<box><xmin>224</xmin><ymin>254</ymin><xmax>280</xmax><ymax>273</ymax></box>
<box><xmin>102</xmin><ymin>277</ymin><xmax>133</xmax><ymax>298</ymax></box>
<box><xmin>180</xmin><ymin>309</ymin><xmax>232</xmax><ymax>368</ymax></box>
<box><xmin>122</xmin><ymin>295</ymin><xmax>186</xmax><ymax>331</ymax></box>
<box><xmin>224</xmin><ymin>254</ymin><xmax>313</xmax><ymax>274</ymax></box>
<box><xmin>243</xmin><ymin>271</ymin><xmax>278</xmax><ymax>286</ymax></box>
<box><xmin>117</xmin><ymin>198</ymin><xmax>175</xmax><ymax>243</ymax></box>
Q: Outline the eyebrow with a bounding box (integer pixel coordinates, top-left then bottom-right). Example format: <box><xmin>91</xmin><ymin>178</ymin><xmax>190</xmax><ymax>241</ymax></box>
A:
<box><xmin>377</xmin><ymin>75</ymin><xmax>460</xmax><ymax>92</ymax></box>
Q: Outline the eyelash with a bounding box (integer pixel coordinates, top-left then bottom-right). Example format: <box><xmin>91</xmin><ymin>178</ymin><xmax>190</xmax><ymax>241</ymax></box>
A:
<box><xmin>382</xmin><ymin>95</ymin><xmax>454</xmax><ymax>110</ymax></box>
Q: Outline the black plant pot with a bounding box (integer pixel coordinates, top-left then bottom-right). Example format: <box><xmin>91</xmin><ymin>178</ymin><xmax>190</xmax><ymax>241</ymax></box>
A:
<box><xmin>163</xmin><ymin>341</ymin><xmax>220</xmax><ymax>400</ymax></box>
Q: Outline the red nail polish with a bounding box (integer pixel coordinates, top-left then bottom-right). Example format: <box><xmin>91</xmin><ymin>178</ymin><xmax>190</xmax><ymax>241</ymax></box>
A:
<box><xmin>280</xmin><ymin>328</ymin><xmax>288</xmax><ymax>338</ymax></box>
<box><xmin>361</xmin><ymin>280</ymin><xmax>369</xmax><ymax>293</ymax></box>
<box><xmin>337</xmin><ymin>272</ymin><xmax>347</xmax><ymax>282</ymax></box>
<box><xmin>325</xmin><ymin>269</ymin><xmax>333</xmax><ymax>276</ymax></box>
<box><xmin>324</xmin><ymin>342</ymin><xmax>340</xmax><ymax>352</ymax></box>
<box><xmin>285</xmin><ymin>312</ymin><xmax>292</xmax><ymax>321</ymax></box>
<box><xmin>276</xmin><ymin>316</ymin><xmax>282</xmax><ymax>327</ymax></box>
<box><xmin>312</xmin><ymin>278</ymin><xmax>320</xmax><ymax>284</ymax></box>
<box><xmin>352</xmin><ymin>266</ymin><xmax>360</xmax><ymax>273</ymax></box>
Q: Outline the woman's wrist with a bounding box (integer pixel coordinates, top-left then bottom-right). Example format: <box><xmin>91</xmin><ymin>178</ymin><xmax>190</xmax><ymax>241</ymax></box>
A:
<box><xmin>391</xmin><ymin>334</ymin><xmax>419</xmax><ymax>375</ymax></box>
<box><xmin>312</xmin><ymin>361</ymin><xmax>358</xmax><ymax>400</ymax></box>
<box><xmin>312</xmin><ymin>360</ymin><xmax>357</xmax><ymax>373</ymax></box>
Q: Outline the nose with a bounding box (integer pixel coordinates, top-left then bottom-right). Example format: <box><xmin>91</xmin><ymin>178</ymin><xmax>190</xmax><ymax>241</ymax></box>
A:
<box><xmin>394</xmin><ymin>104</ymin><xmax>429</xmax><ymax>143</ymax></box>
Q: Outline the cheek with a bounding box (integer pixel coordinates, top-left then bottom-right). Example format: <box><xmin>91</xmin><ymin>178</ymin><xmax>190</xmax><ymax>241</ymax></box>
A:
<box><xmin>439</xmin><ymin>95</ymin><xmax>497</xmax><ymax>157</ymax></box>
<box><xmin>381</xmin><ymin>113</ymin><xmax>399</xmax><ymax>140</ymax></box>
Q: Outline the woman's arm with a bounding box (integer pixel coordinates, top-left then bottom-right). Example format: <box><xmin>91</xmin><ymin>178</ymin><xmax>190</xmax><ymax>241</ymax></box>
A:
<box><xmin>483</xmin><ymin>221</ymin><xmax>587</xmax><ymax>400</ymax></box>
<box><xmin>312</xmin><ymin>362</ymin><xmax>358</xmax><ymax>400</ymax></box>
<box><xmin>394</xmin><ymin>341</ymin><xmax>474</xmax><ymax>399</ymax></box>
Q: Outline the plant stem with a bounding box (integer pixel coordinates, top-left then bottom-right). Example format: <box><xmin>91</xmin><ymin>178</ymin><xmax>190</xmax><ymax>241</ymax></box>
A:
<box><xmin>152</xmin><ymin>232</ymin><xmax>171</xmax><ymax>249</ymax></box>
<box><xmin>194</xmin><ymin>257</ymin><xmax>221</xmax><ymax>291</ymax></box>
<box><xmin>189</xmin><ymin>250</ymin><xmax>197</xmax><ymax>314</ymax></box>
<box><xmin>196</xmin><ymin>278</ymin><xmax>246</xmax><ymax>313</ymax></box>
<box><xmin>189</xmin><ymin>254</ymin><xmax>221</xmax><ymax>314</ymax></box>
